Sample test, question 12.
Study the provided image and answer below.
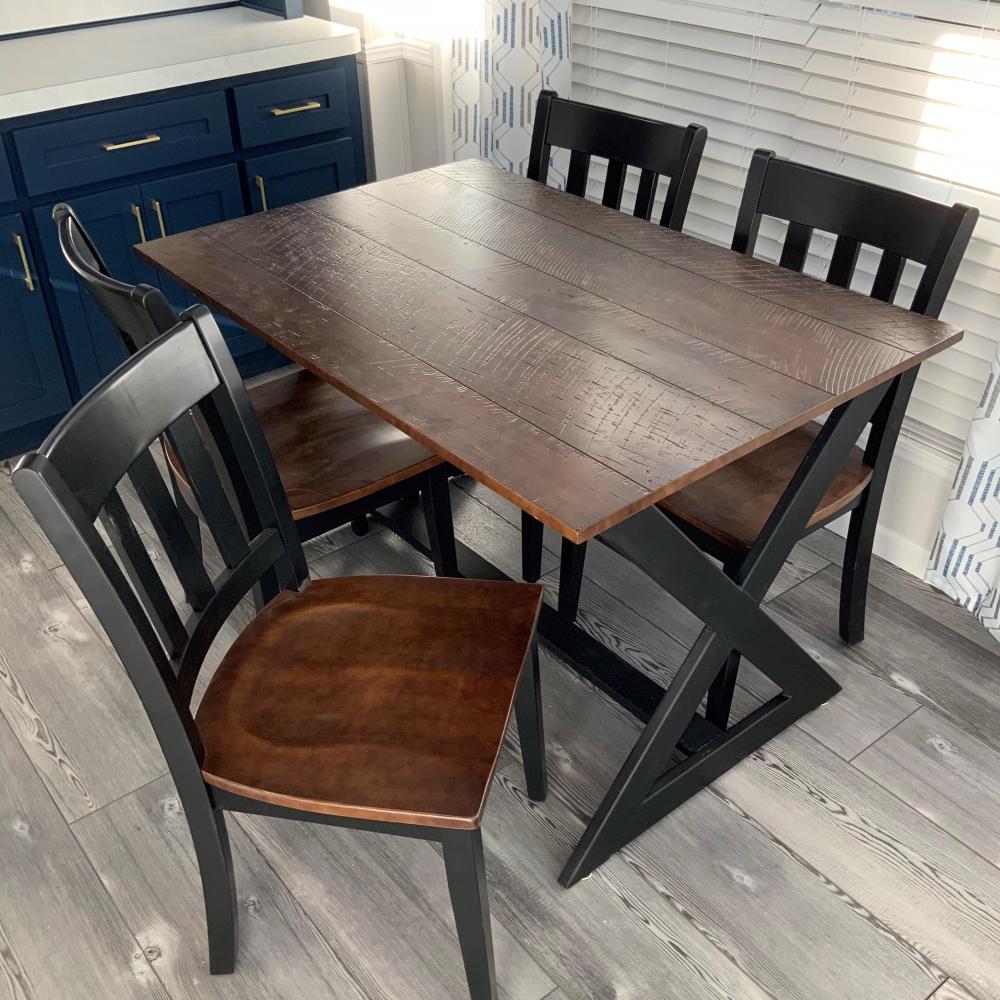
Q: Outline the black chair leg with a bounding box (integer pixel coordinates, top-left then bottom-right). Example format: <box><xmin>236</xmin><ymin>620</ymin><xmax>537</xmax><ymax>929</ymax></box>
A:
<box><xmin>188</xmin><ymin>800</ymin><xmax>238</xmax><ymax>975</ymax></box>
<box><xmin>521</xmin><ymin>512</ymin><xmax>544</xmax><ymax>582</ymax></box>
<box><xmin>840</xmin><ymin>498</ymin><xmax>876</xmax><ymax>644</ymax></box>
<box><xmin>558</xmin><ymin>538</ymin><xmax>587</xmax><ymax>621</ymax></box>
<box><xmin>514</xmin><ymin>641</ymin><xmax>547</xmax><ymax>801</ymax></box>
<box><xmin>441</xmin><ymin>828</ymin><xmax>497</xmax><ymax>1000</ymax></box>
<box><xmin>422</xmin><ymin>467</ymin><xmax>459</xmax><ymax>577</ymax></box>
<box><xmin>350</xmin><ymin>515</ymin><xmax>370</xmax><ymax>537</ymax></box>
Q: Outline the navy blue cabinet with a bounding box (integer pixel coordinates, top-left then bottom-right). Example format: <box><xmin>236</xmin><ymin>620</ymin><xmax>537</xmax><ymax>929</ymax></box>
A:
<box><xmin>0</xmin><ymin>214</ymin><xmax>71</xmax><ymax>435</ymax></box>
<box><xmin>14</xmin><ymin>93</ymin><xmax>233</xmax><ymax>196</ymax></box>
<box><xmin>0</xmin><ymin>53</ymin><xmax>366</xmax><ymax>456</ymax></box>
<box><xmin>140</xmin><ymin>164</ymin><xmax>265</xmax><ymax>359</ymax></box>
<box><xmin>234</xmin><ymin>67</ymin><xmax>349</xmax><ymax>148</ymax></box>
<box><xmin>246</xmin><ymin>137</ymin><xmax>357</xmax><ymax>211</ymax></box>
<box><xmin>0</xmin><ymin>151</ymin><xmax>14</xmax><ymax>204</ymax></box>
<box><xmin>35</xmin><ymin>186</ymin><xmax>162</xmax><ymax>393</ymax></box>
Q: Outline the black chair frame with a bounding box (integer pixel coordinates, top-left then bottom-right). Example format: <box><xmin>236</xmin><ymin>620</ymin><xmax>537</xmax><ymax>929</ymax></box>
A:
<box><xmin>537</xmin><ymin>148</ymin><xmax>978</xmax><ymax>736</ymax></box>
<box><xmin>13</xmin><ymin>308</ymin><xmax>545</xmax><ymax>1000</ymax></box>
<box><xmin>527</xmin><ymin>89</ymin><xmax>707</xmax><ymax>227</ymax></box>
<box><xmin>52</xmin><ymin>203</ymin><xmax>458</xmax><ymax>578</ymax></box>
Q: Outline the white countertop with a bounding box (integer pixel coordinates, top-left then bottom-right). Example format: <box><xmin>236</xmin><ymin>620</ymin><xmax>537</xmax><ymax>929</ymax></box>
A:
<box><xmin>0</xmin><ymin>8</ymin><xmax>361</xmax><ymax>120</ymax></box>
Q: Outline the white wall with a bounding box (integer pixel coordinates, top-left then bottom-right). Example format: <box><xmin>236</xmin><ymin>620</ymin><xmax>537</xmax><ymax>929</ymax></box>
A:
<box><xmin>1</xmin><ymin>1</ymin><xmax>209</xmax><ymax>35</ymax></box>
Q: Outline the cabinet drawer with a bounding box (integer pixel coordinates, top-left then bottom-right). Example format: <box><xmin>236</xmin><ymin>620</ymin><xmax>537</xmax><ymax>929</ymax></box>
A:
<box><xmin>234</xmin><ymin>67</ymin><xmax>350</xmax><ymax>149</ymax></box>
<box><xmin>14</xmin><ymin>92</ymin><xmax>233</xmax><ymax>196</ymax></box>
<box><xmin>246</xmin><ymin>138</ymin><xmax>357</xmax><ymax>211</ymax></box>
<box><xmin>0</xmin><ymin>149</ymin><xmax>14</xmax><ymax>203</ymax></box>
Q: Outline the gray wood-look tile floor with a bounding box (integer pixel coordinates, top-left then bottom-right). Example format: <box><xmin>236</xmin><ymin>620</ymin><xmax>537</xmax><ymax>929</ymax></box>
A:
<box><xmin>2</xmin><ymin>458</ymin><xmax>1000</xmax><ymax>1000</ymax></box>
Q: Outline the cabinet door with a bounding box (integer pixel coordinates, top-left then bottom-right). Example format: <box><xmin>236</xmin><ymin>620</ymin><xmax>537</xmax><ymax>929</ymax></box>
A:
<box><xmin>0</xmin><ymin>215</ymin><xmax>71</xmax><ymax>434</ymax></box>
<box><xmin>246</xmin><ymin>138</ymin><xmax>357</xmax><ymax>212</ymax></box>
<box><xmin>35</xmin><ymin>187</ymin><xmax>159</xmax><ymax>394</ymax></box>
<box><xmin>140</xmin><ymin>164</ymin><xmax>260</xmax><ymax>358</ymax></box>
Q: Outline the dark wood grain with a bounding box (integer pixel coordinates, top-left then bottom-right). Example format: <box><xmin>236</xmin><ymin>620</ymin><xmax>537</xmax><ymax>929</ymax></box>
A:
<box><xmin>197</xmin><ymin>575</ymin><xmax>542</xmax><ymax>829</ymax></box>
<box><xmin>659</xmin><ymin>422</ymin><xmax>872</xmax><ymax>553</ymax></box>
<box><xmin>167</xmin><ymin>370</ymin><xmax>440</xmax><ymax>521</ymax></box>
<box><xmin>138</xmin><ymin>161</ymin><xmax>962</xmax><ymax>543</ymax></box>
<box><xmin>438</xmin><ymin>159</ymin><xmax>964</xmax><ymax>358</ymax></box>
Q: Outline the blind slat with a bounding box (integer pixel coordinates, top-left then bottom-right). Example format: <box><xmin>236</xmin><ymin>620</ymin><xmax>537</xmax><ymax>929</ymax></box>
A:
<box><xmin>574</xmin><ymin>0</ymin><xmax>1000</xmax><ymax>453</ymax></box>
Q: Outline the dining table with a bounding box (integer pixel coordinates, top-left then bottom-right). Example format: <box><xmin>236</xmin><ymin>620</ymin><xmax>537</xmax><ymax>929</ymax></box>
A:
<box><xmin>137</xmin><ymin>157</ymin><xmax>963</xmax><ymax>888</ymax></box>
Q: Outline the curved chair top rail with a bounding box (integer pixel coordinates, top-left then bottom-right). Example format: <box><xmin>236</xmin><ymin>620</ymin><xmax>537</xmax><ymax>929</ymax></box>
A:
<box><xmin>733</xmin><ymin>149</ymin><xmax>979</xmax><ymax>319</ymax></box>
<box><xmin>527</xmin><ymin>88</ymin><xmax>708</xmax><ymax>231</ymax></box>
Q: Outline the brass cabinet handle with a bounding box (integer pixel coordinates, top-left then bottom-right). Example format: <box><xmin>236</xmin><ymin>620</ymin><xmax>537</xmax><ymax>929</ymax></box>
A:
<box><xmin>254</xmin><ymin>174</ymin><xmax>269</xmax><ymax>212</ymax></box>
<box><xmin>13</xmin><ymin>233</ymin><xmax>34</xmax><ymax>291</ymax></box>
<box><xmin>130</xmin><ymin>204</ymin><xmax>147</xmax><ymax>243</ymax></box>
<box><xmin>270</xmin><ymin>100</ymin><xmax>321</xmax><ymax>117</ymax></box>
<box><xmin>102</xmin><ymin>133</ymin><xmax>161</xmax><ymax>152</ymax></box>
<box><xmin>152</xmin><ymin>199</ymin><xmax>167</xmax><ymax>238</ymax></box>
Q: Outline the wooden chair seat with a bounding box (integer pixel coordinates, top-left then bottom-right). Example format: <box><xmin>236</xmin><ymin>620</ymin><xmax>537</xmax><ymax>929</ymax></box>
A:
<box><xmin>196</xmin><ymin>575</ymin><xmax>543</xmax><ymax>829</ymax></box>
<box><xmin>658</xmin><ymin>422</ymin><xmax>872</xmax><ymax>554</ymax></box>
<box><xmin>168</xmin><ymin>369</ymin><xmax>441</xmax><ymax>521</ymax></box>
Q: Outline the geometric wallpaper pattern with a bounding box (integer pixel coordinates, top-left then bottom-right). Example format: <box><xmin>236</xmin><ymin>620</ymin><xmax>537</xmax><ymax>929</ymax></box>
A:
<box><xmin>452</xmin><ymin>1</ymin><xmax>571</xmax><ymax>178</ymax></box>
<box><xmin>926</xmin><ymin>340</ymin><xmax>1000</xmax><ymax>644</ymax></box>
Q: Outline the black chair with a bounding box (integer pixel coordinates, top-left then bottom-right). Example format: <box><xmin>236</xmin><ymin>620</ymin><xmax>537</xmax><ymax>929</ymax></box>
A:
<box><xmin>657</xmin><ymin>149</ymin><xmax>978</xmax><ymax>727</ymax></box>
<box><xmin>520</xmin><ymin>89</ymin><xmax>708</xmax><ymax>584</ymax></box>
<box><xmin>527</xmin><ymin>89</ymin><xmax>707</xmax><ymax>227</ymax></box>
<box><xmin>52</xmin><ymin>203</ymin><xmax>459</xmax><ymax>578</ymax></box>
<box><xmin>13</xmin><ymin>306</ymin><xmax>547</xmax><ymax>1000</ymax></box>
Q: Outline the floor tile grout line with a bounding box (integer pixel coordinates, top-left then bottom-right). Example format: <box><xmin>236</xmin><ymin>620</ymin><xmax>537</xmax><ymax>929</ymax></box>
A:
<box><xmin>229</xmin><ymin>812</ymin><xmax>379</xmax><ymax>1000</ymax></box>
<box><xmin>67</xmin><ymin>771</ymin><xmax>169</xmax><ymax>826</ymax></box>
<box><xmin>847</xmin><ymin>706</ymin><xmax>923</xmax><ymax>764</ymax></box>
<box><xmin>844</xmin><ymin>713</ymin><xmax>1000</xmax><ymax>879</ymax></box>
<box><xmin>66</xmin><ymin>813</ymin><xmax>176</xmax><ymax>999</ymax></box>
<box><xmin>1</xmin><ymin>708</ymin><xmax>175</xmax><ymax>1000</ymax></box>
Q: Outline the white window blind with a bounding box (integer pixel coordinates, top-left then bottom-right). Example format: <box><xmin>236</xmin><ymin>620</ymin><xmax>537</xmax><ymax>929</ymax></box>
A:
<box><xmin>572</xmin><ymin>0</ymin><xmax>1000</xmax><ymax>453</ymax></box>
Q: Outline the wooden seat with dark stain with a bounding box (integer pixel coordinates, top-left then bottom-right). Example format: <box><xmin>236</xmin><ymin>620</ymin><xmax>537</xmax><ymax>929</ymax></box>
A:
<box><xmin>167</xmin><ymin>369</ymin><xmax>441</xmax><ymax>521</ymax></box>
<box><xmin>658</xmin><ymin>423</ymin><xmax>872</xmax><ymax>554</ymax></box>
<box><xmin>196</xmin><ymin>575</ymin><xmax>543</xmax><ymax>829</ymax></box>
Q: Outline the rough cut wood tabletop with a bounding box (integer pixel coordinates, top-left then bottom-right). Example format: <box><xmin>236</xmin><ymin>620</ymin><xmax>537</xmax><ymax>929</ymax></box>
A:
<box><xmin>138</xmin><ymin>158</ymin><xmax>962</xmax><ymax>543</ymax></box>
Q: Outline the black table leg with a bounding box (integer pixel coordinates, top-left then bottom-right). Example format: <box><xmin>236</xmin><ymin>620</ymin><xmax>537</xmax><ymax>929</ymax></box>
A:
<box><xmin>558</xmin><ymin>538</ymin><xmax>587</xmax><ymax>621</ymax></box>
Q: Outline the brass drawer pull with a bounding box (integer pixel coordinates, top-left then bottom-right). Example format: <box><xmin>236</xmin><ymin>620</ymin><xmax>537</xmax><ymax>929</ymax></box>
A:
<box><xmin>13</xmin><ymin>233</ymin><xmax>34</xmax><ymax>291</ymax></box>
<box><xmin>254</xmin><ymin>174</ymin><xmax>269</xmax><ymax>212</ymax></box>
<box><xmin>270</xmin><ymin>100</ymin><xmax>321</xmax><ymax>117</ymax></box>
<box><xmin>130</xmin><ymin>204</ymin><xmax>147</xmax><ymax>243</ymax></box>
<box><xmin>102</xmin><ymin>133</ymin><xmax>161</xmax><ymax>152</ymax></box>
<box><xmin>152</xmin><ymin>199</ymin><xmax>167</xmax><ymax>238</ymax></box>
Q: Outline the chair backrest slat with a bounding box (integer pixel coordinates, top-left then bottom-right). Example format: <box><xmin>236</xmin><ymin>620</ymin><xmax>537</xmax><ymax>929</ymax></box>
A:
<box><xmin>527</xmin><ymin>89</ymin><xmax>707</xmax><ymax>231</ymax></box>
<box><xmin>733</xmin><ymin>149</ymin><xmax>978</xmax><ymax>319</ymax></box>
<box><xmin>778</xmin><ymin>222</ymin><xmax>813</xmax><ymax>273</ymax></box>
<box><xmin>125</xmin><ymin>449</ymin><xmax>215</xmax><ymax>610</ymax></box>
<box><xmin>826</xmin><ymin>235</ymin><xmax>861</xmax><ymax>288</ymax></box>
<box><xmin>566</xmin><ymin>149</ymin><xmax>591</xmax><ymax>198</ymax></box>
<box><xmin>101</xmin><ymin>488</ymin><xmax>189</xmax><ymax>659</ymax></box>
<box><xmin>602</xmin><ymin>158</ymin><xmax>628</xmax><ymax>210</ymax></box>
<box><xmin>871</xmin><ymin>250</ymin><xmax>906</xmax><ymax>303</ymax></box>
<box><xmin>634</xmin><ymin>169</ymin><xmax>658</xmax><ymax>221</ymax></box>
<box><xmin>14</xmin><ymin>308</ymin><xmax>306</xmax><ymax>783</ymax></box>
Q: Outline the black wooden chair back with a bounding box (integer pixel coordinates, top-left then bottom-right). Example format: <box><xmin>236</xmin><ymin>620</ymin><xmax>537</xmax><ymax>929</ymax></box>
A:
<box><xmin>13</xmin><ymin>307</ymin><xmax>308</xmax><ymax>783</ymax></box>
<box><xmin>54</xmin><ymin>202</ymin><xmax>178</xmax><ymax>353</ymax></box>
<box><xmin>733</xmin><ymin>150</ymin><xmax>979</xmax><ymax>319</ymax></box>
<box><xmin>527</xmin><ymin>89</ymin><xmax>707</xmax><ymax>229</ymax></box>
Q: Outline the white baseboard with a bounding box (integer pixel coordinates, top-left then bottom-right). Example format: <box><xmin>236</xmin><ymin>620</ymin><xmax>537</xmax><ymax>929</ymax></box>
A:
<box><xmin>826</xmin><ymin>421</ymin><xmax>960</xmax><ymax>579</ymax></box>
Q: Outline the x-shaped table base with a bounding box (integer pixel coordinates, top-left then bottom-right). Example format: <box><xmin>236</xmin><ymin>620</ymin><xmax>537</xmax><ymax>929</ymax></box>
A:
<box><xmin>378</xmin><ymin>378</ymin><xmax>890</xmax><ymax>888</ymax></box>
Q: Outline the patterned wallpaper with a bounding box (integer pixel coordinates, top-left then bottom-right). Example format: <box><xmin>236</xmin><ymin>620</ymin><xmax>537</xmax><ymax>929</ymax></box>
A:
<box><xmin>451</xmin><ymin>1</ymin><xmax>571</xmax><ymax>178</ymax></box>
